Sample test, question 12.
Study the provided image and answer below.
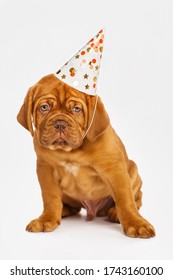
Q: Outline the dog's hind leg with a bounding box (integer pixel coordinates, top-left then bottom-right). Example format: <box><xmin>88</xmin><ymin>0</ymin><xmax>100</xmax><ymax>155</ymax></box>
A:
<box><xmin>62</xmin><ymin>204</ymin><xmax>81</xmax><ymax>218</ymax></box>
<box><xmin>62</xmin><ymin>193</ymin><xmax>82</xmax><ymax>218</ymax></box>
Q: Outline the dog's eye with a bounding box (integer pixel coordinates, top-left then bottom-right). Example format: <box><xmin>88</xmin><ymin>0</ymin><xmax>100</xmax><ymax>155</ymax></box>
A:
<box><xmin>72</xmin><ymin>106</ymin><xmax>82</xmax><ymax>113</ymax></box>
<box><xmin>40</xmin><ymin>104</ymin><xmax>50</xmax><ymax>112</ymax></box>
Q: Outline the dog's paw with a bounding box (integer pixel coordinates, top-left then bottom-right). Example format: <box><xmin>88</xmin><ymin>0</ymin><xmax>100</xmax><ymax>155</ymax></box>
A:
<box><xmin>123</xmin><ymin>218</ymin><xmax>155</xmax><ymax>238</ymax></box>
<box><xmin>107</xmin><ymin>207</ymin><xmax>120</xmax><ymax>223</ymax></box>
<box><xmin>26</xmin><ymin>218</ymin><xmax>60</xmax><ymax>232</ymax></box>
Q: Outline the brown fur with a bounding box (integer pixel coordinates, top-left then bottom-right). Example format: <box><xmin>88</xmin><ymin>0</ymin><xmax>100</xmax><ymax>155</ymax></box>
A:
<box><xmin>17</xmin><ymin>74</ymin><xmax>155</xmax><ymax>238</ymax></box>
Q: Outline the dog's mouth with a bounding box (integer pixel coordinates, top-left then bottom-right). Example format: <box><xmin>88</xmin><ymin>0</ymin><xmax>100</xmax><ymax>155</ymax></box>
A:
<box><xmin>52</xmin><ymin>138</ymin><xmax>68</xmax><ymax>146</ymax></box>
<box><xmin>50</xmin><ymin>132</ymin><xmax>69</xmax><ymax>146</ymax></box>
<box><xmin>41</xmin><ymin>134</ymin><xmax>72</xmax><ymax>151</ymax></box>
<box><xmin>42</xmin><ymin>133</ymin><xmax>82</xmax><ymax>152</ymax></box>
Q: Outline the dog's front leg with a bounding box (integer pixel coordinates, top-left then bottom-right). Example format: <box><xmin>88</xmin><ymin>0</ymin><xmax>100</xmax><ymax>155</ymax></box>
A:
<box><xmin>99</xmin><ymin>157</ymin><xmax>155</xmax><ymax>238</ymax></box>
<box><xmin>26</xmin><ymin>160</ymin><xmax>63</xmax><ymax>232</ymax></box>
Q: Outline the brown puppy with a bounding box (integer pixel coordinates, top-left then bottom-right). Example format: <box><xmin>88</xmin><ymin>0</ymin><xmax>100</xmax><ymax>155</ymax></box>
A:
<box><xmin>17</xmin><ymin>74</ymin><xmax>155</xmax><ymax>238</ymax></box>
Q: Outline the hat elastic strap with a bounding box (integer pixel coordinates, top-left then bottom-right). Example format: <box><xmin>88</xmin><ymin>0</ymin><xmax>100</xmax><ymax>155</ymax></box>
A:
<box><xmin>82</xmin><ymin>94</ymin><xmax>98</xmax><ymax>140</ymax></box>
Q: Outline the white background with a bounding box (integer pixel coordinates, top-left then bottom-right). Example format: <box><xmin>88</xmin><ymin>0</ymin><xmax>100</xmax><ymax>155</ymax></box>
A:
<box><xmin>0</xmin><ymin>0</ymin><xmax>173</xmax><ymax>260</ymax></box>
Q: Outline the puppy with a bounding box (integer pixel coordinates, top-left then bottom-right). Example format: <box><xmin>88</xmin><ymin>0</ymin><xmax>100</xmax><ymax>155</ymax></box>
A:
<box><xmin>17</xmin><ymin>74</ymin><xmax>155</xmax><ymax>238</ymax></box>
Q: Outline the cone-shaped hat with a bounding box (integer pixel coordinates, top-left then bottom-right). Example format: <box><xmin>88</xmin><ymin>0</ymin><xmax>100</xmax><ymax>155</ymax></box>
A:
<box><xmin>55</xmin><ymin>29</ymin><xmax>104</xmax><ymax>95</ymax></box>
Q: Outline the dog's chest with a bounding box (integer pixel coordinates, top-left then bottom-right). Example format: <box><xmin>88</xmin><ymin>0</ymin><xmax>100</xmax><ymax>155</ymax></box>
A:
<box><xmin>58</xmin><ymin>161</ymin><xmax>109</xmax><ymax>201</ymax></box>
<box><xmin>60</xmin><ymin>162</ymin><xmax>79</xmax><ymax>177</ymax></box>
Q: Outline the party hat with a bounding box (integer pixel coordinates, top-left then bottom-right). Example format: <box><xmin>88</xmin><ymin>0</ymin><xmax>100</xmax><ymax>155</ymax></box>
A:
<box><xmin>55</xmin><ymin>29</ymin><xmax>104</xmax><ymax>95</ymax></box>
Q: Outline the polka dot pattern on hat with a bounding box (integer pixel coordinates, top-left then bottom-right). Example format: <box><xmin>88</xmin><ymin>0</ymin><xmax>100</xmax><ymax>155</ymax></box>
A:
<box><xmin>55</xmin><ymin>29</ymin><xmax>104</xmax><ymax>95</ymax></box>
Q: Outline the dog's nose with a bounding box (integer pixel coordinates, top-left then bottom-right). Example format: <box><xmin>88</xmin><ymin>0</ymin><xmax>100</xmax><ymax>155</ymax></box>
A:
<box><xmin>54</xmin><ymin>120</ymin><xmax>68</xmax><ymax>131</ymax></box>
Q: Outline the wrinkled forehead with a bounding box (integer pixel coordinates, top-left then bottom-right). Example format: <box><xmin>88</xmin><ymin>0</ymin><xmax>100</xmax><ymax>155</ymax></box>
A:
<box><xmin>33</xmin><ymin>75</ymin><xmax>86</xmax><ymax>104</ymax></box>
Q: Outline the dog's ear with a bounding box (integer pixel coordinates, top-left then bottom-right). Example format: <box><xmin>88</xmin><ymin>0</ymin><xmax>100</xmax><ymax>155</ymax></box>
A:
<box><xmin>86</xmin><ymin>96</ymin><xmax>110</xmax><ymax>142</ymax></box>
<box><xmin>17</xmin><ymin>86</ymin><xmax>35</xmax><ymax>136</ymax></box>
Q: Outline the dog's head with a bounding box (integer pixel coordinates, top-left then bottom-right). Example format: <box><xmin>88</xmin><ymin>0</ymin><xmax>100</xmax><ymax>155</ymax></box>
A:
<box><xmin>17</xmin><ymin>74</ymin><xmax>109</xmax><ymax>151</ymax></box>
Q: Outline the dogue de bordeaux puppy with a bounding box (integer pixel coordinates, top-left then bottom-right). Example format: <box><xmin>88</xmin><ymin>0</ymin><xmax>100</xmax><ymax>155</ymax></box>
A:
<box><xmin>17</xmin><ymin>74</ymin><xmax>155</xmax><ymax>238</ymax></box>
